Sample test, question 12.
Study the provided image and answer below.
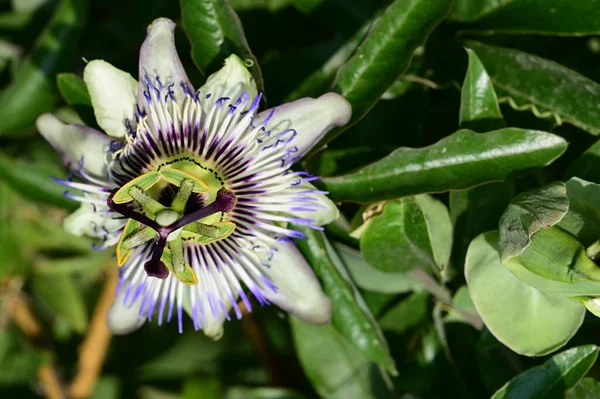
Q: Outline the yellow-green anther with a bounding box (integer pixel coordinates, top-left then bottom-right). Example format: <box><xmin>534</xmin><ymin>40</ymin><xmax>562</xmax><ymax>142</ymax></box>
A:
<box><xmin>123</xmin><ymin>227</ymin><xmax>158</xmax><ymax>249</ymax></box>
<box><xmin>171</xmin><ymin>178</ymin><xmax>194</xmax><ymax>213</ymax></box>
<box><xmin>184</xmin><ymin>221</ymin><xmax>220</xmax><ymax>238</ymax></box>
<box><xmin>129</xmin><ymin>186</ymin><xmax>166</xmax><ymax>215</ymax></box>
<box><xmin>169</xmin><ymin>236</ymin><xmax>185</xmax><ymax>273</ymax></box>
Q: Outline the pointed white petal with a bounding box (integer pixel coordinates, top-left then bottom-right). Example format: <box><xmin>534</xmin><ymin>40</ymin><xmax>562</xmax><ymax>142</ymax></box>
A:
<box><xmin>83</xmin><ymin>60</ymin><xmax>138</xmax><ymax>138</ymax></box>
<box><xmin>199</xmin><ymin>54</ymin><xmax>258</xmax><ymax>105</ymax></box>
<box><xmin>63</xmin><ymin>203</ymin><xmax>124</xmax><ymax>239</ymax></box>
<box><xmin>255</xmin><ymin>92</ymin><xmax>351</xmax><ymax>157</ymax></box>
<box><xmin>138</xmin><ymin>18</ymin><xmax>192</xmax><ymax>104</ymax></box>
<box><xmin>106</xmin><ymin>287</ymin><xmax>147</xmax><ymax>335</ymax></box>
<box><xmin>181</xmin><ymin>285</ymin><xmax>228</xmax><ymax>340</ymax></box>
<box><xmin>261</xmin><ymin>241</ymin><xmax>331</xmax><ymax>325</ymax></box>
<box><xmin>36</xmin><ymin>113</ymin><xmax>113</xmax><ymax>179</ymax></box>
<box><xmin>283</xmin><ymin>182</ymin><xmax>339</xmax><ymax>226</ymax></box>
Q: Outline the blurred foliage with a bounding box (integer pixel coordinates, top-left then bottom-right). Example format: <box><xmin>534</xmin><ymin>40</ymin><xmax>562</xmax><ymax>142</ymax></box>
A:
<box><xmin>1</xmin><ymin>0</ymin><xmax>600</xmax><ymax>398</ymax></box>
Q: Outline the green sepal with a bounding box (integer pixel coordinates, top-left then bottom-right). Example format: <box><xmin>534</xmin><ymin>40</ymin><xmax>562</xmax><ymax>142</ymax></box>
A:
<box><xmin>160</xmin><ymin>167</ymin><xmax>209</xmax><ymax>193</ymax></box>
<box><xmin>161</xmin><ymin>247</ymin><xmax>198</xmax><ymax>285</ymax></box>
<box><xmin>116</xmin><ymin>219</ymin><xmax>141</xmax><ymax>266</ymax></box>
<box><xmin>182</xmin><ymin>221</ymin><xmax>236</xmax><ymax>245</ymax></box>
<box><xmin>112</xmin><ymin>171</ymin><xmax>161</xmax><ymax>204</ymax></box>
<box><xmin>183</xmin><ymin>222</ymin><xmax>220</xmax><ymax>238</ymax></box>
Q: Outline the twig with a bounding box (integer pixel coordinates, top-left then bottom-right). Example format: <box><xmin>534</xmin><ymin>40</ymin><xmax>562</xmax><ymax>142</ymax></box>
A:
<box><xmin>9</xmin><ymin>295</ymin><xmax>66</xmax><ymax>399</ymax></box>
<box><xmin>239</xmin><ymin>301</ymin><xmax>282</xmax><ymax>385</ymax></box>
<box><xmin>69</xmin><ymin>269</ymin><xmax>117</xmax><ymax>399</ymax></box>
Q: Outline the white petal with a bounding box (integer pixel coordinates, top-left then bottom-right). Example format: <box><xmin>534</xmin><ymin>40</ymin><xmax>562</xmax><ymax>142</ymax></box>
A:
<box><xmin>199</xmin><ymin>54</ymin><xmax>258</xmax><ymax>104</ymax></box>
<box><xmin>255</xmin><ymin>93</ymin><xmax>351</xmax><ymax>157</ymax></box>
<box><xmin>283</xmin><ymin>182</ymin><xmax>339</xmax><ymax>226</ymax></box>
<box><xmin>36</xmin><ymin>113</ymin><xmax>113</xmax><ymax>179</ymax></box>
<box><xmin>181</xmin><ymin>287</ymin><xmax>228</xmax><ymax>340</ymax></box>
<box><xmin>63</xmin><ymin>203</ymin><xmax>124</xmax><ymax>238</ymax></box>
<box><xmin>139</xmin><ymin>18</ymin><xmax>192</xmax><ymax>104</ymax></box>
<box><xmin>261</xmin><ymin>241</ymin><xmax>331</xmax><ymax>325</ymax></box>
<box><xmin>83</xmin><ymin>60</ymin><xmax>137</xmax><ymax>138</ymax></box>
<box><xmin>106</xmin><ymin>287</ymin><xmax>147</xmax><ymax>335</ymax></box>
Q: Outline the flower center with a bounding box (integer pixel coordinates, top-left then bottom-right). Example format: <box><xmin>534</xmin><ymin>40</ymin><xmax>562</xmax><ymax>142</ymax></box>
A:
<box><xmin>107</xmin><ymin>168</ymin><xmax>237</xmax><ymax>285</ymax></box>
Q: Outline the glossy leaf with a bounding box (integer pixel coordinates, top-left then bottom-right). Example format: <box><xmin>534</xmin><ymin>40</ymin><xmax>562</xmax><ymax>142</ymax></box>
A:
<box><xmin>0</xmin><ymin>0</ymin><xmax>87</xmax><ymax>135</ymax></box>
<box><xmin>322</xmin><ymin>128</ymin><xmax>567</xmax><ymax>202</ymax></box>
<box><xmin>56</xmin><ymin>73</ymin><xmax>91</xmax><ymax>106</ymax></box>
<box><xmin>452</xmin><ymin>0</ymin><xmax>600</xmax><ymax>35</ymax></box>
<box><xmin>567</xmin><ymin>139</ymin><xmax>600</xmax><ymax>183</ymax></box>
<box><xmin>492</xmin><ymin>345</ymin><xmax>598</xmax><ymax>399</ymax></box>
<box><xmin>31</xmin><ymin>272</ymin><xmax>88</xmax><ymax>333</ymax></box>
<box><xmin>415</xmin><ymin>194</ymin><xmax>453</xmax><ymax>272</ymax></box>
<box><xmin>361</xmin><ymin>199</ymin><xmax>437</xmax><ymax>274</ymax></box>
<box><xmin>567</xmin><ymin>378</ymin><xmax>600</xmax><ymax>399</ymax></box>
<box><xmin>290</xmin><ymin>319</ymin><xmax>393</xmax><ymax>399</ymax></box>
<box><xmin>181</xmin><ymin>0</ymin><xmax>263</xmax><ymax>91</ymax></box>
<box><xmin>465</xmin><ymin>231</ymin><xmax>585</xmax><ymax>356</ymax></box>
<box><xmin>324</xmin><ymin>0</ymin><xmax>452</xmax><ymax>144</ymax></box>
<box><xmin>467</xmin><ymin>41</ymin><xmax>600</xmax><ymax>136</ymax></box>
<box><xmin>459</xmin><ymin>48</ymin><xmax>504</xmax><ymax>132</ymax></box>
<box><xmin>556</xmin><ymin>177</ymin><xmax>600</xmax><ymax>246</ymax></box>
<box><xmin>334</xmin><ymin>243</ymin><xmax>422</xmax><ymax>294</ymax></box>
<box><xmin>498</xmin><ymin>181</ymin><xmax>569</xmax><ymax>263</ymax></box>
<box><xmin>294</xmin><ymin>226</ymin><xmax>396</xmax><ymax>374</ymax></box>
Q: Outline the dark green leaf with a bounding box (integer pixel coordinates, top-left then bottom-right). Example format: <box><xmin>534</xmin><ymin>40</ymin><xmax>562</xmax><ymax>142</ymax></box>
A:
<box><xmin>56</xmin><ymin>73</ymin><xmax>91</xmax><ymax>106</ymax></box>
<box><xmin>31</xmin><ymin>273</ymin><xmax>88</xmax><ymax>333</ymax></box>
<box><xmin>465</xmin><ymin>231</ymin><xmax>585</xmax><ymax>356</ymax></box>
<box><xmin>0</xmin><ymin>0</ymin><xmax>87</xmax><ymax>135</ymax></box>
<box><xmin>467</xmin><ymin>41</ymin><xmax>600</xmax><ymax>136</ymax></box>
<box><xmin>290</xmin><ymin>319</ymin><xmax>393</xmax><ymax>399</ymax></box>
<box><xmin>360</xmin><ymin>199</ymin><xmax>437</xmax><ymax>274</ymax></box>
<box><xmin>492</xmin><ymin>345</ymin><xmax>598</xmax><ymax>399</ymax></box>
<box><xmin>181</xmin><ymin>0</ymin><xmax>263</xmax><ymax>91</ymax></box>
<box><xmin>567</xmin><ymin>139</ymin><xmax>600</xmax><ymax>183</ymax></box>
<box><xmin>294</xmin><ymin>226</ymin><xmax>397</xmax><ymax>374</ymax></box>
<box><xmin>323</xmin><ymin>0</ymin><xmax>452</xmax><ymax>144</ymax></box>
<box><xmin>498</xmin><ymin>181</ymin><xmax>569</xmax><ymax>262</ymax></box>
<box><xmin>452</xmin><ymin>0</ymin><xmax>600</xmax><ymax>35</ymax></box>
<box><xmin>321</xmin><ymin>128</ymin><xmax>566</xmax><ymax>202</ymax></box>
<box><xmin>459</xmin><ymin>48</ymin><xmax>504</xmax><ymax>132</ymax></box>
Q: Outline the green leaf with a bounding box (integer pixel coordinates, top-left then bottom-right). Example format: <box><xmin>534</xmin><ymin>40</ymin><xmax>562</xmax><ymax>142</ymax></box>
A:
<box><xmin>91</xmin><ymin>376</ymin><xmax>121</xmax><ymax>399</ymax></box>
<box><xmin>465</xmin><ymin>231</ymin><xmax>585</xmax><ymax>356</ymax></box>
<box><xmin>567</xmin><ymin>139</ymin><xmax>600</xmax><ymax>183</ymax></box>
<box><xmin>498</xmin><ymin>181</ymin><xmax>569</xmax><ymax>263</ymax></box>
<box><xmin>567</xmin><ymin>378</ymin><xmax>600</xmax><ymax>399</ymax></box>
<box><xmin>459</xmin><ymin>48</ymin><xmax>504</xmax><ymax>132</ymax></box>
<box><xmin>361</xmin><ymin>199</ymin><xmax>437</xmax><ymax>274</ymax></box>
<box><xmin>414</xmin><ymin>194</ymin><xmax>453</xmax><ymax>272</ymax></box>
<box><xmin>294</xmin><ymin>226</ymin><xmax>396</xmax><ymax>375</ymax></box>
<box><xmin>322</xmin><ymin>128</ymin><xmax>566</xmax><ymax>202</ymax></box>
<box><xmin>0</xmin><ymin>328</ymin><xmax>41</xmax><ymax>386</ymax></box>
<box><xmin>0</xmin><ymin>0</ymin><xmax>87</xmax><ymax>135</ymax></box>
<box><xmin>505</xmin><ymin>227</ymin><xmax>600</xmax><ymax>294</ymax></box>
<box><xmin>467</xmin><ymin>41</ymin><xmax>600</xmax><ymax>136</ymax></box>
<box><xmin>325</xmin><ymin>0</ymin><xmax>452</xmax><ymax>143</ymax></box>
<box><xmin>182</xmin><ymin>378</ymin><xmax>222</xmax><ymax>399</ymax></box>
<box><xmin>181</xmin><ymin>0</ymin><xmax>263</xmax><ymax>92</ymax></box>
<box><xmin>378</xmin><ymin>291</ymin><xmax>429</xmax><ymax>334</ymax></box>
<box><xmin>290</xmin><ymin>319</ymin><xmax>393</xmax><ymax>399</ymax></box>
<box><xmin>334</xmin><ymin>243</ymin><xmax>422</xmax><ymax>294</ymax></box>
<box><xmin>0</xmin><ymin>155</ymin><xmax>77</xmax><ymax>210</ymax></box>
<box><xmin>57</xmin><ymin>73</ymin><xmax>92</xmax><ymax>106</ymax></box>
<box><xmin>226</xmin><ymin>387</ymin><xmax>308</xmax><ymax>399</ymax></box>
<box><xmin>492</xmin><ymin>345</ymin><xmax>598</xmax><ymax>399</ymax></box>
<box><xmin>31</xmin><ymin>272</ymin><xmax>88</xmax><ymax>333</ymax></box>
<box><xmin>556</xmin><ymin>177</ymin><xmax>600</xmax><ymax>246</ymax></box>
<box><xmin>452</xmin><ymin>0</ymin><xmax>600</xmax><ymax>35</ymax></box>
